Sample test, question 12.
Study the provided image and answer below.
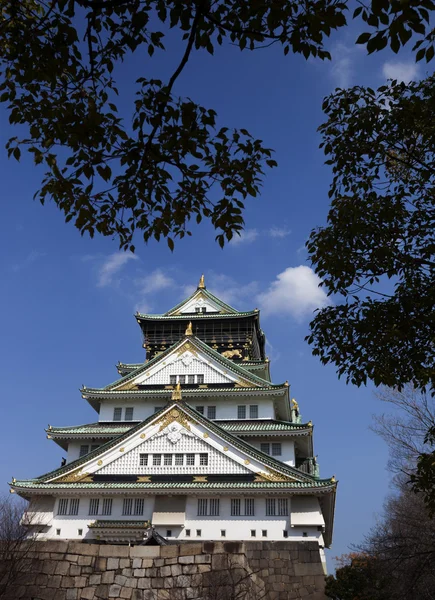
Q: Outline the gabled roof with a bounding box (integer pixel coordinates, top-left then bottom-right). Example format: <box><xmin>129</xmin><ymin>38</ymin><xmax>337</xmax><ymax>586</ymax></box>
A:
<box><xmin>16</xmin><ymin>402</ymin><xmax>327</xmax><ymax>487</ymax></box>
<box><xmin>90</xmin><ymin>336</ymin><xmax>282</xmax><ymax>393</ymax></box>
<box><xmin>164</xmin><ymin>287</ymin><xmax>239</xmax><ymax>316</ymax></box>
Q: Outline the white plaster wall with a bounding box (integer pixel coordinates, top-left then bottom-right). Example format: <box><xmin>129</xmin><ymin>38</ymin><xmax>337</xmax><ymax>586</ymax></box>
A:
<box><xmin>98</xmin><ymin>398</ymin><xmax>275</xmax><ymax>423</ymax></box>
<box><xmin>246</xmin><ymin>438</ymin><xmax>295</xmax><ymax>466</ymax></box>
<box><xmin>36</xmin><ymin>493</ymin><xmax>325</xmax><ymax>544</ymax></box>
<box><xmin>67</xmin><ymin>442</ymin><xmax>105</xmax><ymax>464</ymax></box>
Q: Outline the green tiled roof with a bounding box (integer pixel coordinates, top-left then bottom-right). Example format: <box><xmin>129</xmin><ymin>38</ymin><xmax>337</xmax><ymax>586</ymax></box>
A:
<box><xmin>92</xmin><ymin>336</ymin><xmax>283</xmax><ymax>392</ymax></box>
<box><xmin>83</xmin><ymin>386</ymin><xmax>286</xmax><ymax>398</ymax></box>
<box><xmin>89</xmin><ymin>520</ymin><xmax>150</xmax><ymax>529</ymax></box>
<box><xmin>164</xmin><ymin>287</ymin><xmax>239</xmax><ymax>316</ymax></box>
<box><xmin>12</xmin><ymin>480</ymin><xmax>335</xmax><ymax>491</ymax></box>
<box><xmin>26</xmin><ymin>402</ymin><xmax>317</xmax><ymax>486</ymax></box>
<box><xmin>48</xmin><ymin>420</ymin><xmax>309</xmax><ymax>437</ymax></box>
<box><xmin>135</xmin><ymin>312</ymin><xmax>258</xmax><ymax>320</ymax></box>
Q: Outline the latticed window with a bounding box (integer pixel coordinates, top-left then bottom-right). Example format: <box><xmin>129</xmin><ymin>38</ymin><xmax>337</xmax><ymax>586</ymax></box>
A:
<box><xmin>249</xmin><ymin>405</ymin><xmax>259</xmax><ymax>418</ymax></box>
<box><xmin>278</xmin><ymin>498</ymin><xmax>289</xmax><ymax>516</ymax></box>
<box><xmin>175</xmin><ymin>454</ymin><xmax>184</xmax><ymax>466</ymax></box>
<box><xmin>89</xmin><ymin>499</ymin><xmax>99</xmax><ymax>516</ymax></box>
<box><xmin>186</xmin><ymin>454</ymin><xmax>195</xmax><ymax>466</ymax></box>
<box><xmin>272</xmin><ymin>443</ymin><xmax>282</xmax><ymax>456</ymax></box>
<box><xmin>197</xmin><ymin>499</ymin><xmax>208</xmax><ymax>516</ymax></box>
<box><xmin>164</xmin><ymin>454</ymin><xmax>173</xmax><ymax>466</ymax></box>
<box><xmin>196</xmin><ymin>406</ymin><xmax>204</xmax><ymax>415</ymax></box>
<box><xmin>266</xmin><ymin>499</ymin><xmax>276</xmax><ymax>516</ymax></box>
<box><xmin>231</xmin><ymin>499</ymin><xmax>241</xmax><ymax>516</ymax></box>
<box><xmin>102</xmin><ymin>498</ymin><xmax>112</xmax><ymax>516</ymax></box>
<box><xmin>125</xmin><ymin>407</ymin><xmax>134</xmax><ymax>421</ymax></box>
<box><xmin>245</xmin><ymin>498</ymin><xmax>255</xmax><ymax>516</ymax></box>
<box><xmin>179</xmin><ymin>375</ymin><xmax>186</xmax><ymax>384</ymax></box>
<box><xmin>170</xmin><ymin>375</ymin><xmax>177</xmax><ymax>385</ymax></box>
<box><xmin>69</xmin><ymin>499</ymin><xmax>80</xmax><ymax>516</ymax></box>
<box><xmin>123</xmin><ymin>498</ymin><xmax>133</xmax><ymax>515</ymax></box>
<box><xmin>199</xmin><ymin>453</ymin><xmax>208</xmax><ymax>466</ymax></box>
<box><xmin>153</xmin><ymin>454</ymin><xmax>162</xmax><ymax>466</ymax></box>
<box><xmin>207</xmin><ymin>406</ymin><xmax>216</xmax><ymax>419</ymax></box>
<box><xmin>238</xmin><ymin>405</ymin><xmax>246</xmax><ymax>419</ymax></box>
<box><xmin>79</xmin><ymin>445</ymin><xmax>89</xmax><ymax>458</ymax></box>
<box><xmin>260</xmin><ymin>443</ymin><xmax>270</xmax><ymax>455</ymax></box>
<box><xmin>197</xmin><ymin>375</ymin><xmax>204</xmax><ymax>384</ymax></box>
<box><xmin>58</xmin><ymin>499</ymin><xmax>68</xmax><ymax>515</ymax></box>
<box><xmin>209</xmin><ymin>499</ymin><xmax>220</xmax><ymax>516</ymax></box>
<box><xmin>188</xmin><ymin>375</ymin><xmax>195</xmax><ymax>384</ymax></box>
<box><xmin>134</xmin><ymin>499</ymin><xmax>144</xmax><ymax>515</ymax></box>
<box><xmin>113</xmin><ymin>407</ymin><xmax>122</xmax><ymax>421</ymax></box>
<box><xmin>139</xmin><ymin>454</ymin><xmax>148</xmax><ymax>466</ymax></box>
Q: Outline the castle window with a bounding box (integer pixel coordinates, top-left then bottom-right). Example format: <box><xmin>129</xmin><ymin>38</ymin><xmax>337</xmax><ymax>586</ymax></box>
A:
<box><xmin>139</xmin><ymin>454</ymin><xmax>148</xmax><ymax>466</ymax></box>
<box><xmin>134</xmin><ymin>499</ymin><xmax>144</xmax><ymax>515</ymax></box>
<box><xmin>178</xmin><ymin>375</ymin><xmax>186</xmax><ymax>384</ymax></box>
<box><xmin>231</xmin><ymin>498</ymin><xmax>241</xmax><ymax>516</ymax></box>
<box><xmin>260</xmin><ymin>443</ymin><xmax>270</xmax><ymax>455</ymax></box>
<box><xmin>237</xmin><ymin>405</ymin><xmax>246</xmax><ymax>419</ymax></box>
<box><xmin>175</xmin><ymin>454</ymin><xmax>184</xmax><ymax>466</ymax></box>
<box><xmin>199</xmin><ymin>453</ymin><xmax>208</xmax><ymax>466</ymax></box>
<box><xmin>113</xmin><ymin>407</ymin><xmax>122</xmax><ymax>421</ymax></box>
<box><xmin>197</xmin><ymin>375</ymin><xmax>204</xmax><ymax>384</ymax></box>
<box><xmin>102</xmin><ymin>498</ymin><xmax>112</xmax><ymax>516</ymax></box>
<box><xmin>207</xmin><ymin>406</ymin><xmax>216</xmax><ymax>419</ymax></box>
<box><xmin>302</xmin><ymin>532</ymin><xmax>308</xmax><ymax>537</ymax></box>
<box><xmin>153</xmin><ymin>454</ymin><xmax>162</xmax><ymax>466</ymax></box>
<box><xmin>125</xmin><ymin>407</ymin><xmax>134</xmax><ymax>421</ymax></box>
<box><xmin>58</xmin><ymin>499</ymin><xmax>69</xmax><ymax>515</ymax></box>
<box><xmin>283</xmin><ymin>530</ymin><xmax>288</xmax><ymax>538</ymax></box>
<box><xmin>266</xmin><ymin>498</ymin><xmax>276</xmax><ymax>516</ymax></box>
<box><xmin>198</xmin><ymin>498</ymin><xmax>219</xmax><ymax>516</ymax></box>
<box><xmin>56</xmin><ymin>529</ymin><xmax>61</xmax><ymax>536</ymax></box>
<box><xmin>196</xmin><ymin>406</ymin><xmax>204</xmax><ymax>415</ymax></box>
<box><xmin>209</xmin><ymin>499</ymin><xmax>220</xmax><ymax>516</ymax></box>
<box><xmin>251</xmin><ymin>530</ymin><xmax>256</xmax><ymax>537</ymax></box>
<box><xmin>249</xmin><ymin>405</ymin><xmax>259</xmax><ymax>419</ymax></box>
<box><xmin>188</xmin><ymin>375</ymin><xmax>195</xmax><ymax>385</ymax></box>
<box><xmin>244</xmin><ymin>498</ymin><xmax>255</xmax><ymax>516</ymax></box>
<box><xmin>79</xmin><ymin>445</ymin><xmax>89</xmax><ymax>457</ymax></box>
<box><xmin>166</xmin><ymin>530</ymin><xmax>172</xmax><ymax>537</ymax></box>
<box><xmin>197</xmin><ymin>499</ymin><xmax>208</xmax><ymax>516</ymax></box>
<box><xmin>196</xmin><ymin>530</ymin><xmax>202</xmax><ymax>537</ymax></box>
<box><xmin>78</xmin><ymin>529</ymin><xmax>83</xmax><ymax>536</ymax></box>
<box><xmin>122</xmin><ymin>498</ymin><xmax>133</xmax><ymax>516</ymax></box>
<box><xmin>89</xmin><ymin>498</ymin><xmax>99</xmax><ymax>516</ymax></box>
<box><xmin>262</xmin><ymin>530</ymin><xmax>267</xmax><ymax>537</ymax></box>
<box><xmin>278</xmin><ymin>499</ymin><xmax>289</xmax><ymax>516</ymax></box>
<box><xmin>186</xmin><ymin>454</ymin><xmax>195</xmax><ymax>466</ymax></box>
<box><xmin>221</xmin><ymin>530</ymin><xmax>226</xmax><ymax>537</ymax></box>
<box><xmin>272</xmin><ymin>443</ymin><xmax>282</xmax><ymax>456</ymax></box>
<box><xmin>170</xmin><ymin>375</ymin><xmax>177</xmax><ymax>385</ymax></box>
<box><xmin>185</xmin><ymin>529</ymin><xmax>191</xmax><ymax>537</ymax></box>
<box><xmin>164</xmin><ymin>454</ymin><xmax>173</xmax><ymax>466</ymax></box>
<box><xmin>69</xmin><ymin>498</ymin><xmax>80</xmax><ymax>516</ymax></box>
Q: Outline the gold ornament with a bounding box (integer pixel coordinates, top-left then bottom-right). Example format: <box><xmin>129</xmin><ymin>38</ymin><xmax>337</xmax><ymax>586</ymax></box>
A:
<box><xmin>140</xmin><ymin>433</ymin><xmax>146</xmax><ymax>439</ymax></box>
<box><xmin>198</xmin><ymin>274</ymin><xmax>205</xmax><ymax>289</ymax></box>
<box><xmin>158</xmin><ymin>408</ymin><xmax>193</xmax><ymax>432</ymax></box>
<box><xmin>172</xmin><ymin>382</ymin><xmax>182</xmax><ymax>401</ymax></box>
<box><xmin>223</xmin><ymin>446</ymin><xmax>229</xmax><ymax>452</ymax></box>
<box><xmin>97</xmin><ymin>460</ymin><xmax>103</xmax><ymax>466</ymax></box>
<box><xmin>203</xmin><ymin>432</ymin><xmax>209</xmax><ymax>438</ymax></box>
<box><xmin>185</xmin><ymin>322</ymin><xmax>193</xmax><ymax>336</ymax></box>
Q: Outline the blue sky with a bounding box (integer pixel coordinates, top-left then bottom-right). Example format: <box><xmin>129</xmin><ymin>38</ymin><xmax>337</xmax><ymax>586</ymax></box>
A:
<box><xmin>0</xmin><ymin>17</ymin><xmax>423</xmax><ymax>566</ymax></box>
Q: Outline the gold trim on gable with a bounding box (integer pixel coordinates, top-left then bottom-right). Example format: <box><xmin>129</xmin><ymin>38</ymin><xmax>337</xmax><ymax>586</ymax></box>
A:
<box><xmin>55</xmin><ymin>470</ymin><xmax>91</xmax><ymax>483</ymax></box>
<box><xmin>157</xmin><ymin>408</ymin><xmax>194</xmax><ymax>432</ymax></box>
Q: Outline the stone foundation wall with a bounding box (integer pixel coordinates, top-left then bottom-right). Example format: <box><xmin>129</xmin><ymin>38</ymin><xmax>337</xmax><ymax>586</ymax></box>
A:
<box><xmin>1</xmin><ymin>540</ymin><xmax>326</xmax><ymax>600</ymax></box>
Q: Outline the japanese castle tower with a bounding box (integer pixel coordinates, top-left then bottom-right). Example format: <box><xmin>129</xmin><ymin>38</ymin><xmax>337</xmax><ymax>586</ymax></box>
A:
<box><xmin>11</xmin><ymin>276</ymin><xmax>336</xmax><ymax>558</ymax></box>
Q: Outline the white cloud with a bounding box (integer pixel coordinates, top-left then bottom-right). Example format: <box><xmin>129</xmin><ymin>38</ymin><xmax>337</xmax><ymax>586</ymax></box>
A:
<box><xmin>382</xmin><ymin>61</ymin><xmax>419</xmax><ymax>83</ymax></box>
<box><xmin>207</xmin><ymin>273</ymin><xmax>259</xmax><ymax>307</ymax></box>
<box><xmin>269</xmin><ymin>227</ymin><xmax>291</xmax><ymax>239</ymax></box>
<box><xmin>11</xmin><ymin>250</ymin><xmax>46</xmax><ymax>272</ymax></box>
<box><xmin>257</xmin><ymin>266</ymin><xmax>330</xmax><ymax>321</ymax></box>
<box><xmin>136</xmin><ymin>269</ymin><xmax>174</xmax><ymax>295</ymax></box>
<box><xmin>330</xmin><ymin>43</ymin><xmax>355</xmax><ymax>88</ymax></box>
<box><xmin>97</xmin><ymin>252</ymin><xmax>138</xmax><ymax>287</ymax></box>
<box><xmin>229</xmin><ymin>229</ymin><xmax>259</xmax><ymax>245</ymax></box>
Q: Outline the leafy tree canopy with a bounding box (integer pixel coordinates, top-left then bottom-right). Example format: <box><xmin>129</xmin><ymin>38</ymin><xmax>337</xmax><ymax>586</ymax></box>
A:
<box><xmin>1</xmin><ymin>0</ymin><xmax>435</xmax><ymax>249</ymax></box>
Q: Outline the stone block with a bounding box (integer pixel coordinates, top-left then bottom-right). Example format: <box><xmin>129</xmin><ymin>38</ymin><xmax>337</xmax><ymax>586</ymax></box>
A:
<box><xmin>194</xmin><ymin>554</ymin><xmax>211</xmax><ymax>564</ymax></box>
<box><xmin>179</xmin><ymin>543</ymin><xmax>202</xmax><ymax>556</ymax></box>
<box><xmin>101</xmin><ymin>570</ymin><xmax>115</xmax><ymax>584</ymax></box>
<box><xmin>109</xmin><ymin>583</ymin><xmax>122</xmax><ymax>597</ymax></box>
<box><xmin>35</xmin><ymin>573</ymin><xmax>49</xmax><ymax>585</ymax></box>
<box><xmin>182</xmin><ymin>564</ymin><xmax>197</xmax><ymax>575</ymax></box>
<box><xmin>42</xmin><ymin>560</ymin><xmax>57</xmax><ymax>575</ymax></box>
<box><xmin>78</xmin><ymin>555</ymin><xmax>93</xmax><ymax>566</ymax></box>
<box><xmin>120</xmin><ymin>557</ymin><xmax>131</xmax><ymax>568</ymax></box>
<box><xmin>151</xmin><ymin>577</ymin><xmax>165</xmax><ymax>588</ymax></box>
<box><xmin>80</xmin><ymin>588</ymin><xmax>96</xmax><ymax>600</ymax></box>
<box><xmin>163</xmin><ymin>576</ymin><xmax>175</xmax><ymax>589</ymax></box>
<box><xmin>69</xmin><ymin>543</ymin><xmax>99</xmax><ymax>557</ymax></box>
<box><xmin>95</xmin><ymin>584</ymin><xmax>109</xmax><ymax>599</ymax></box>
<box><xmin>125</xmin><ymin>577</ymin><xmax>138</xmax><ymax>588</ymax></box>
<box><xmin>133</xmin><ymin>558</ymin><xmax>143</xmax><ymax>569</ymax></box>
<box><xmin>107</xmin><ymin>557</ymin><xmax>119</xmax><ymax>570</ymax></box>
<box><xmin>314</xmin><ymin>574</ymin><xmax>327</xmax><ymax>589</ymax></box>
<box><xmin>89</xmin><ymin>574</ymin><xmax>102</xmax><ymax>586</ymax></box>
<box><xmin>146</xmin><ymin>567</ymin><xmax>158</xmax><ymax>577</ymax></box>
<box><xmin>48</xmin><ymin>575</ymin><xmax>63</xmax><ymax>588</ymax></box>
<box><xmin>120</xmin><ymin>588</ymin><xmax>133</xmax><ymax>599</ymax></box>
<box><xmin>157</xmin><ymin>591</ymin><xmax>171</xmax><ymax>600</ymax></box>
<box><xmin>211</xmin><ymin>554</ymin><xmax>228</xmax><ymax>570</ymax></box>
<box><xmin>55</xmin><ymin>561</ymin><xmax>71</xmax><ymax>576</ymax></box>
<box><xmin>100</xmin><ymin>544</ymin><xmax>130</xmax><ymax>558</ymax></box>
<box><xmin>66</xmin><ymin>590</ymin><xmax>78</xmax><ymax>600</ymax></box>
<box><xmin>61</xmin><ymin>576</ymin><xmax>76</xmax><ymax>588</ymax></box>
<box><xmin>41</xmin><ymin>540</ymin><xmax>70</xmax><ymax>554</ymax></box>
<box><xmin>54</xmin><ymin>591</ymin><xmax>67</xmax><ymax>600</ymax></box>
<box><xmin>142</xmin><ymin>559</ymin><xmax>153</xmax><ymax>568</ymax></box>
<box><xmin>130</xmin><ymin>546</ymin><xmax>161</xmax><ymax>558</ymax></box>
<box><xmin>160</xmin><ymin>565</ymin><xmax>172</xmax><ymax>577</ymax></box>
<box><xmin>66</xmin><ymin>554</ymin><xmax>79</xmax><ymax>563</ymax></box>
<box><xmin>95</xmin><ymin>557</ymin><xmax>107</xmax><ymax>571</ymax></box>
<box><xmin>70</xmin><ymin>564</ymin><xmax>81</xmax><ymax>576</ymax></box>
<box><xmin>38</xmin><ymin>588</ymin><xmax>60</xmax><ymax>600</ymax></box>
<box><xmin>185</xmin><ymin>588</ymin><xmax>197</xmax><ymax>599</ymax></box>
<box><xmin>75</xmin><ymin>575</ymin><xmax>88</xmax><ymax>588</ymax></box>
<box><xmin>164</xmin><ymin>558</ymin><xmax>177</xmax><ymax>565</ymax></box>
<box><xmin>82</xmin><ymin>566</ymin><xmax>94</xmax><ymax>575</ymax></box>
<box><xmin>160</xmin><ymin>545</ymin><xmax>179</xmax><ymax>558</ymax></box>
<box><xmin>134</xmin><ymin>569</ymin><xmax>145</xmax><ymax>577</ymax></box>
<box><xmin>138</xmin><ymin>577</ymin><xmax>151</xmax><ymax>589</ymax></box>
<box><xmin>176</xmin><ymin>575</ymin><xmax>191</xmax><ymax>587</ymax></box>
<box><xmin>179</xmin><ymin>555</ymin><xmax>195</xmax><ymax>564</ymax></box>
<box><xmin>294</xmin><ymin>562</ymin><xmax>323</xmax><ymax>577</ymax></box>
<box><xmin>115</xmin><ymin>574</ymin><xmax>128</xmax><ymax>586</ymax></box>
<box><xmin>171</xmin><ymin>564</ymin><xmax>182</xmax><ymax>577</ymax></box>
<box><xmin>197</xmin><ymin>564</ymin><xmax>211</xmax><ymax>574</ymax></box>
